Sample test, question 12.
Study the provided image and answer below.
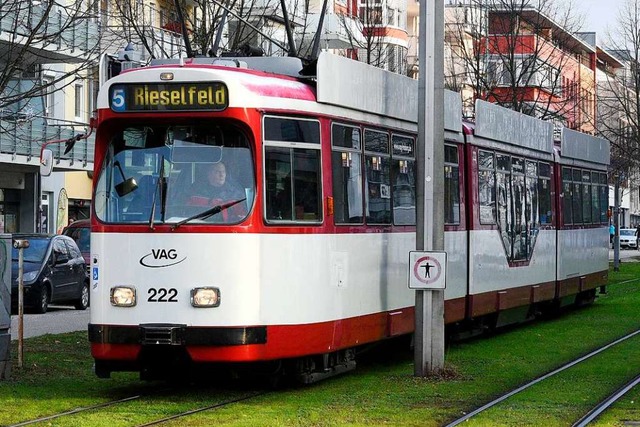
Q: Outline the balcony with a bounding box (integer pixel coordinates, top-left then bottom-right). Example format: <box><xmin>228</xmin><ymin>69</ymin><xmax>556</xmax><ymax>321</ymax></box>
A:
<box><xmin>305</xmin><ymin>13</ymin><xmax>366</xmax><ymax>49</ymax></box>
<box><xmin>0</xmin><ymin>118</ymin><xmax>94</xmax><ymax>171</ymax></box>
<box><xmin>0</xmin><ymin>3</ymin><xmax>99</xmax><ymax>64</ymax></box>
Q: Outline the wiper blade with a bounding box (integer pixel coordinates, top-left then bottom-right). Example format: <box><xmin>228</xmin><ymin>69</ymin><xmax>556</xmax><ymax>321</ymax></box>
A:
<box><xmin>171</xmin><ymin>198</ymin><xmax>246</xmax><ymax>230</ymax></box>
<box><xmin>149</xmin><ymin>156</ymin><xmax>166</xmax><ymax>230</ymax></box>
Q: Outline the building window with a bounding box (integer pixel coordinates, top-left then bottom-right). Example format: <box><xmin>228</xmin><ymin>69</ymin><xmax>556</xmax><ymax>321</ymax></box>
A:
<box><xmin>74</xmin><ymin>84</ymin><xmax>83</xmax><ymax>119</ymax></box>
<box><xmin>43</xmin><ymin>77</ymin><xmax>55</xmax><ymax>117</ymax></box>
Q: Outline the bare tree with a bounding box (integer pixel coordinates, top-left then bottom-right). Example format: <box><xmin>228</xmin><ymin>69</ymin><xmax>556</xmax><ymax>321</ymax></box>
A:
<box><xmin>0</xmin><ymin>0</ymin><xmax>100</xmax><ymax>131</ymax></box>
<box><xmin>595</xmin><ymin>0</ymin><xmax>640</xmax><ymax>205</ymax></box>
<box><xmin>597</xmin><ymin>1</ymin><xmax>640</xmax><ymax>163</ymax></box>
<box><xmin>445</xmin><ymin>0</ymin><xmax>589</xmax><ymax>129</ymax></box>
<box><xmin>101</xmin><ymin>0</ymin><xmax>306</xmax><ymax>61</ymax></box>
<box><xmin>348</xmin><ymin>0</ymin><xmax>407</xmax><ymax>74</ymax></box>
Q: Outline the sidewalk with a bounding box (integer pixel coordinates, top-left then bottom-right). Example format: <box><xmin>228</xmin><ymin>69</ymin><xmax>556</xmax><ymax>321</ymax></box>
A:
<box><xmin>609</xmin><ymin>248</ymin><xmax>640</xmax><ymax>262</ymax></box>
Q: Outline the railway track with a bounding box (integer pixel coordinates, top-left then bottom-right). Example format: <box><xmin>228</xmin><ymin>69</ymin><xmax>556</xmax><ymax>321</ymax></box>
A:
<box><xmin>9</xmin><ymin>394</ymin><xmax>144</xmax><ymax>427</ymax></box>
<box><xmin>445</xmin><ymin>328</ymin><xmax>640</xmax><ymax>426</ymax></box>
<box><xmin>572</xmin><ymin>373</ymin><xmax>640</xmax><ymax>427</ymax></box>
<box><xmin>137</xmin><ymin>391</ymin><xmax>267</xmax><ymax>426</ymax></box>
<box><xmin>7</xmin><ymin>387</ymin><xmax>267</xmax><ymax>427</ymax></box>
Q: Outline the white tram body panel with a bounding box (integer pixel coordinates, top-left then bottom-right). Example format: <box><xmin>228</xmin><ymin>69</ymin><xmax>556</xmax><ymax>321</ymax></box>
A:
<box><xmin>442</xmin><ymin>231</ymin><xmax>468</xmax><ymax>300</ymax></box>
<box><xmin>467</xmin><ymin>229</ymin><xmax>557</xmax><ymax>294</ymax></box>
<box><xmin>557</xmin><ymin>228</ymin><xmax>609</xmax><ymax>281</ymax></box>
<box><xmin>91</xmin><ymin>232</ymin><xmax>417</xmax><ymax>326</ymax></box>
<box><xmin>92</xmin><ymin>230</ymin><xmax>470</xmax><ymax>329</ymax></box>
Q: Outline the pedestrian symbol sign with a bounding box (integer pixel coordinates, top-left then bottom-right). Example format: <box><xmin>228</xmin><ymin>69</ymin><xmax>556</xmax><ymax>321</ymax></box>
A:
<box><xmin>408</xmin><ymin>251</ymin><xmax>446</xmax><ymax>289</ymax></box>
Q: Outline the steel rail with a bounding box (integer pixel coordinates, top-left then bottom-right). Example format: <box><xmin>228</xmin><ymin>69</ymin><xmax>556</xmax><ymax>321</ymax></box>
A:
<box><xmin>9</xmin><ymin>394</ymin><xmax>143</xmax><ymax>427</ymax></box>
<box><xmin>445</xmin><ymin>328</ymin><xmax>640</xmax><ymax>427</ymax></box>
<box><xmin>572</xmin><ymin>373</ymin><xmax>640</xmax><ymax>427</ymax></box>
<box><xmin>136</xmin><ymin>392</ymin><xmax>267</xmax><ymax>426</ymax></box>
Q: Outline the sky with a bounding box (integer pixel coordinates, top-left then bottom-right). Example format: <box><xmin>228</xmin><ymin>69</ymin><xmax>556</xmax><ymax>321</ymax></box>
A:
<box><xmin>580</xmin><ymin>0</ymin><xmax>624</xmax><ymax>37</ymax></box>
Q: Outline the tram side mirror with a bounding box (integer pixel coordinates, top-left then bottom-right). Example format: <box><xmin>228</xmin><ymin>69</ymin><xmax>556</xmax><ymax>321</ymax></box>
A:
<box><xmin>115</xmin><ymin>178</ymin><xmax>139</xmax><ymax>197</ymax></box>
<box><xmin>114</xmin><ymin>160</ymin><xmax>139</xmax><ymax>197</ymax></box>
<box><xmin>40</xmin><ymin>149</ymin><xmax>54</xmax><ymax>177</ymax></box>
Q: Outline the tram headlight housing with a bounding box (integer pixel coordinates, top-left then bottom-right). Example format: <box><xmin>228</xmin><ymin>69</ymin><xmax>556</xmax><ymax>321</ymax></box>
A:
<box><xmin>110</xmin><ymin>286</ymin><xmax>137</xmax><ymax>307</ymax></box>
<box><xmin>191</xmin><ymin>287</ymin><xmax>220</xmax><ymax>308</ymax></box>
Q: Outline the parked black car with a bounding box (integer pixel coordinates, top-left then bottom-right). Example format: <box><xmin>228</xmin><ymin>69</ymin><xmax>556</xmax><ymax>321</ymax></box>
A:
<box><xmin>62</xmin><ymin>219</ymin><xmax>91</xmax><ymax>268</ymax></box>
<box><xmin>11</xmin><ymin>234</ymin><xmax>89</xmax><ymax>314</ymax></box>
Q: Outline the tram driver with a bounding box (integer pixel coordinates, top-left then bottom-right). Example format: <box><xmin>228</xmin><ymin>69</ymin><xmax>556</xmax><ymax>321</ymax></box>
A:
<box><xmin>186</xmin><ymin>162</ymin><xmax>246</xmax><ymax>222</ymax></box>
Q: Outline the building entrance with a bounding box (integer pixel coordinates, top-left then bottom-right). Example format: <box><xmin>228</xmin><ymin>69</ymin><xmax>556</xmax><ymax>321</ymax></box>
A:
<box><xmin>0</xmin><ymin>190</ymin><xmax>19</xmax><ymax>233</ymax></box>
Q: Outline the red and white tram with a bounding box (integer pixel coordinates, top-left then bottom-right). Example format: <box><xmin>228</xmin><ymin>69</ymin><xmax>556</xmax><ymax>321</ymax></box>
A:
<box><xmin>88</xmin><ymin>53</ymin><xmax>609</xmax><ymax>381</ymax></box>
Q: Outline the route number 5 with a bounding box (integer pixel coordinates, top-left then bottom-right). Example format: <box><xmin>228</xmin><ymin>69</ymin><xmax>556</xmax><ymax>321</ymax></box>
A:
<box><xmin>111</xmin><ymin>88</ymin><xmax>125</xmax><ymax>111</ymax></box>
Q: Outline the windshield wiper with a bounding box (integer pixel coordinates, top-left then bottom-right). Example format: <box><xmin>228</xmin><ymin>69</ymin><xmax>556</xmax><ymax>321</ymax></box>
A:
<box><xmin>171</xmin><ymin>198</ymin><xmax>246</xmax><ymax>230</ymax></box>
<box><xmin>148</xmin><ymin>156</ymin><xmax>166</xmax><ymax>230</ymax></box>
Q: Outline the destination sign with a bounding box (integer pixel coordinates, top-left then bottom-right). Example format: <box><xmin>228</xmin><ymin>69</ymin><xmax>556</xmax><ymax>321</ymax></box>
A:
<box><xmin>110</xmin><ymin>82</ymin><xmax>228</xmax><ymax>112</ymax></box>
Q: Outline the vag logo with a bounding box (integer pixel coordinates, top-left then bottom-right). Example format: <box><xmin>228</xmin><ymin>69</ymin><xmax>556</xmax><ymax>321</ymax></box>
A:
<box><xmin>140</xmin><ymin>249</ymin><xmax>186</xmax><ymax>268</ymax></box>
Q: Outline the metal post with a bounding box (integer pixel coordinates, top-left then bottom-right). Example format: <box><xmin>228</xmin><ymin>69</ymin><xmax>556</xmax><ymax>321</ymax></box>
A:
<box><xmin>613</xmin><ymin>178</ymin><xmax>620</xmax><ymax>271</ymax></box>
<box><xmin>415</xmin><ymin>0</ymin><xmax>445</xmax><ymax>376</ymax></box>
<box><xmin>13</xmin><ymin>239</ymin><xmax>29</xmax><ymax>369</ymax></box>
<box><xmin>38</xmin><ymin>172</ymin><xmax>43</xmax><ymax>233</ymax></box>
<box><xmin>17</xmin><ymin>247</ymin><xmax>24</xmax><ymax>368</ymax></box>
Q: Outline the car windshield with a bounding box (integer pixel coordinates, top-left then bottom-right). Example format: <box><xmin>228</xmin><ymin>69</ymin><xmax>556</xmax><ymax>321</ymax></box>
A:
<box><xmin>94</xmin><ymin>122</ymin><xmax>255</xmax><ymax>225</ymax></box>
<box><xmin>620</xmin><ymin>229</ymin><xmax>635</xmax><ymax>236</ymax></box>
<box><xmin>11</xmin><ymin>238</ymin><xmax>49</xmax><ymax>263</ymax></box>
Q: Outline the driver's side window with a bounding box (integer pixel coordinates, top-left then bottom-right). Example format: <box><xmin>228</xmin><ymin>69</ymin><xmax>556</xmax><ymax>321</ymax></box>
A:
<box><xmin>53</xmin><ymin>239</ymin><xmax>69</xmax><ymax>264</ymax></box>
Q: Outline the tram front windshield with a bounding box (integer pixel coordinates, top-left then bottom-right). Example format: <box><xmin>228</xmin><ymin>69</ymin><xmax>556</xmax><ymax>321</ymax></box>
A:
<box><xmin>94</xmin><ymin>123</ymin><xmax>255</xmax><ymax>225</ymax></box>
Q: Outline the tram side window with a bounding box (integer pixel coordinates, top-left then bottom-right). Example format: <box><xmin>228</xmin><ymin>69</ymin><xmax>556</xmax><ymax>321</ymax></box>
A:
<box><xmin>496</xmin><ymin>154</ymin><xmax>512</xmax><ymax>259</ymax></box>
<box><xmin>444</xmin><ymin>144</ymin><xmax>460</xmax><ymax>225</ymax></box>
<box><xmin>481</xmin><ymin>150</ymin><xmax>544</xmax><ymax>261</ymax></box>
<box><xmin>392</xmin><ymin>134</ymin><xmax>416</xmax><ymax>226</ymax></box>
<box><xmin>582</xmin><ymin>170</ymin><xmax>592</xmax><ymax>223</ymax></box>
<box><xmin>562</xmin><ymin>167</ymin><xmax>572</xmax><ymax>225</ymax></box>
<box><xmin>511</xmin><ymin>157</ymin><xmax>528</xmax><ymax>260</ymax></box>
<box><xmin>364</xmin><ymin>130</ymin><xmax>391</xmax><ymax>224</ymax></box>
<box><xmin>572</xmin><ymin>169</ymin><xmax>583</xmax><ymax>224</ymax></box>
<box><xmin>538</xmin><ymin>162</ymin><xmax>552</xmax><ymax>224</ymax></box>
<box><xmin>264</xmin><ymin>116</ymin><xmax>322</xmax><ymax>223</ymax></box>
<box><xmin>599</xmin><ymin>173</ymin><xmax>609</xmax><ymax>223</ymax></box>
<box><xmin>478</xmin><ymin>150</ymin><xmax>496</xmax><ymax>224</ymax></box>
<box><xmin>331</xmin><ymin>124</ymin><xmax>364</xmax><ymax>224</ymax></box>
<box><xmin>526</xmin><ymin>160</ymin><xmax>539</xmax><ymax>229</ymax></box>
<box><xmin>591</xmin><ymin>171</ymin><xmax>600</xmax><ymax>224</ymax></box>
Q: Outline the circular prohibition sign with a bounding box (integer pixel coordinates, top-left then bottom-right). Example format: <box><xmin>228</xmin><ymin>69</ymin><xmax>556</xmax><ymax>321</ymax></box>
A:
<box><xmin>412</xmin><ymin>256</ymin><xmax>442</xmax><ymax>285</ymax></box>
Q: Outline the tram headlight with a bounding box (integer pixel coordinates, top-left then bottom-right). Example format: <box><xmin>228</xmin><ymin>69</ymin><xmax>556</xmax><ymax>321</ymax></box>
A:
<box><xmin>190</xmin><ymin>287</ymin><xmax>220</xmax><ymax>308</ymax></box>
<box><xmin>110</xmin><ymin>286</ymin><xmax>137</xmax><ymax>307</ymax></box>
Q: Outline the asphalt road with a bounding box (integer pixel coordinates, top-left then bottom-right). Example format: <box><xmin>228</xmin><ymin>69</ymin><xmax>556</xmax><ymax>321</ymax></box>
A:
<box><xmin>610</xmin><ymin>247</ymin><xmax>640</xmax><ymax>262</ymax></box>
<box><xmin>10</xmin><ymin>306</ymin><xmax>90</xmax><ymax>340</ymax></box>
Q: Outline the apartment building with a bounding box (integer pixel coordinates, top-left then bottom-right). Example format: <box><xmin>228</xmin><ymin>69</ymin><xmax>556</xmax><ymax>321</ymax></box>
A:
<box><xmin>0</xmin><ymin>1</ymin><xmax>99</xmax><ymax>234</ymax></box>
<box><xmin>438</xmin><ymin>2</ymin><xmax>597</xmax><ymax>135</ymax></box>
<box><xmin>591</xmin><ymin>43</ymin><xmax>638</xmax><ymax>228</ymax></box>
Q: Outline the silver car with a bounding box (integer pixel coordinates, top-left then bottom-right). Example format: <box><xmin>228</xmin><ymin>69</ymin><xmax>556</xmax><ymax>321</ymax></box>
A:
<box><xmin>619</xmin><ymin>228</ymin><xmax>638</xmax><ymax>249</ymax></box>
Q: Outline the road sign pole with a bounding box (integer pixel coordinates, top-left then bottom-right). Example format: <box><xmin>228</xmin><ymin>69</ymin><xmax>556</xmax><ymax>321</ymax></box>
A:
<box><xmin>415</xmin><ymin>0</ymin><xmax>445</xmax><ymax>376</ymax></box>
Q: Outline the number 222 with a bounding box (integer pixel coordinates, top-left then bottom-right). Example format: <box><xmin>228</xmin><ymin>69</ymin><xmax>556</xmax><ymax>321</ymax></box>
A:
<box><xmin>147</xmin><ymin>288</ymin><xmax>178</xmax><ymax>302</ymax></box>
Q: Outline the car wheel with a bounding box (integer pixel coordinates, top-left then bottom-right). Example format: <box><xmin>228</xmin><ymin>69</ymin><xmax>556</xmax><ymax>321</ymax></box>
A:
<box><xmin>75</xmin><ymin>282</ymin><xmax>90</xmax><ymax>310</ymax></box>
<box><xmin>33</xmin><ymin>285</ymin><xmax>49</xmax><ymax>314</ymax></box>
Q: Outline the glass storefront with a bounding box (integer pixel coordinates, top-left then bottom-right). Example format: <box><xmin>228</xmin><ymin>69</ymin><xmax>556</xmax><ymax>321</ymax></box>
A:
<box><xmin>0</xmin><ymin>189</ymin><xmax>20</xmax><ymax>233</ymax></box>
